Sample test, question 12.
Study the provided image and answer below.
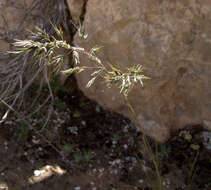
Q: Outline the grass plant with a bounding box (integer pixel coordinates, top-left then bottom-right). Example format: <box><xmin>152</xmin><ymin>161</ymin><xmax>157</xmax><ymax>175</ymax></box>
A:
<box><xmin>0</xmin><ymin>22</ymin><xmax>159</xmax><ymax>189</ymax></box>
<box><xmin>0</xmin><ymin>24</ymin><xmax>149</xmax><ymax>125</ymax></box>
<box><xmin>1</xmin><ymin>21</ymin><xmax>200</xmax><ymax>190</ymax></box>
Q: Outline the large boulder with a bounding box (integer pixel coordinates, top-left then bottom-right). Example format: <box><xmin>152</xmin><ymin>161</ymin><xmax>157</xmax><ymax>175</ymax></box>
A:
<box><xmin>71</xmin><ymin>0</ymin><xmax>211</xmax><ymax>142</ymax></box>
<box><xmin>69</xmin><ymin>0</ymin><xmax>211</xmax><ymax>142</ymax></box>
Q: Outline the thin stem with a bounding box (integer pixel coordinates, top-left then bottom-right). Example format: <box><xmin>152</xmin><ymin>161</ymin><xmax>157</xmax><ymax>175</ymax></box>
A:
<box><xmin>186</xmin><ymin>150</ymin><xmax>199</xmax><ymax>190</ymax></box>
<box><xmin>124</xmin><ymin>95</ymin><xmax>163</xmax><ymax>190</ymax></box>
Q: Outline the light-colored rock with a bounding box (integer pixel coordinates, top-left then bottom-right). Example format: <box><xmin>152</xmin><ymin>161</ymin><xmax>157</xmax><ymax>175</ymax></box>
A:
<box><xmin>0</xmin><ymin>0</ymin><xmax>37</xmax><ymax>36</ymax></box>
<box><xmin>0</xmin><ymin>40</ymin><xmax>9</xmax><ymax>51</ymax></box>
<box><xmin>0</xmin><ymin>0</ymin><xmax>36</xmax><ymax>59</ymax></box>
<box><xmin>203</xmin><ymin>120</ymin><xmax>211</xmax><ymax>131</ymax></box>
<box><xmin>71</xmin><ymin>0</ymin><xmax>211</xmax><ymax>142</ymax></box>
<box><xmin>67</xmin><ymin>0</ymin><xmax>84</xmax><ymax>24</ymax></box>
<box><xmin>202</xmin><ymin>131</ymin><xmax>211</xmax><ymax>150</ymax></box>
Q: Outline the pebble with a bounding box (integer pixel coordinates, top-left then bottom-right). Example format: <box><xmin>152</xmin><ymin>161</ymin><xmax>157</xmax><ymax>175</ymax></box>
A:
<box><xmin>98</xmin><ymin>168</ymin><xmax>104</xmax><ymax>173</ymax></box>
<box><xmin>45</xmin><ymin>165</ymin><xmax>51</xmax><ymax>169</ymax></box>
<box><xmin>110</xmin><ymin>169</ymin><xmax>118</xmax><ymax>174</ymax></box>
<box><xmin>81</xmin><ymin>121</ymin><xmax>86</xmax><ymax>126</ymax></box>
<box><xmin>202</xmin><ymin>131</ymin><xmax>211</xmax><ymax>150</ymax></box>
<box><xmin>95</xmin><ymin>105</ymin><xmax>100</xmax><ymax>112</ymax></box>
<box><xmin>74</xmin><ymin>187</ymin><xmax>81</xmax><ymax>190</ymax></box>
<box><xmin>92</xmin><ymin>169</ymin><xmax>97</xmax><ymax>173</ymax></box>
<box><xmin>123</xmin><ymin>125</ymin><xmax>129</xmax><ymax>133</ymax></box>
<box><xmin>129</xmin><ymin>166</ymin><xmax>133</xmax><ymax>171</ymax></box>
<box><xmin>109</xmin><ymin>159</ymin><xmax>121</xmax><ymax>166</ymax></box>
<box><xmin>34</xmin><ymin>170</ymin><xmax>42</xmax><ymax>176</ymax></box>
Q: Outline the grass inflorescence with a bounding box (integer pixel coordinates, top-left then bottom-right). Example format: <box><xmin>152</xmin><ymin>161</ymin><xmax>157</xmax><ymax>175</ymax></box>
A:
<box><xmin>0</xmin><ymin>23</ymin><xmax>149</xmax><ymax>123</ymax></box>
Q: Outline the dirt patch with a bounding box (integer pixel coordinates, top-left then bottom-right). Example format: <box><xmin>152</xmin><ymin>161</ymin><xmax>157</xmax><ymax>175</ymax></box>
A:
<box><xmin>0</xmin><ymin>82</ymin><xmax>210</xmax><ymax>190</ymax></box>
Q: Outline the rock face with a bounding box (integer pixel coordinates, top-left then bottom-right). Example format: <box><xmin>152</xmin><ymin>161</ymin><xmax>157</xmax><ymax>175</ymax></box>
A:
<box><xmin>70</xmin><ymin>0</ymin><xmax>211</xmax><ymax>142</ymax></box>
<box><xmin>67</xmin><ymin>0</ymin><xmax>84</xmax><ymax>24</ymax></box>
<box><xmin>0</xmin><ymin>0</ymin><xmax>37</xmax><ymax>53</ymax></box>
<box><xmin>0</xmin><ymin>0</ymin><xmax>62</xmax><ymax>61</ymax></box>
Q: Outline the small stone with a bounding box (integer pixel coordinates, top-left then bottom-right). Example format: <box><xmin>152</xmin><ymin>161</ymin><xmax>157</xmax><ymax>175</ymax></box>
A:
<box><xmin>95</xmin><ymin>105</ymin><xmax>100</xmax><ymax>113</ymax></box>
<box><xmin>129</xmin><ymin>166</ymin><xmax>133</xmax><ymax>171</ymax></box>
<box><xmin>81</xmin><ymin>121</ymin><xmax>86</xmax><ymax>126</ymax></box>
<box><xmin>92</xmin><ymin>168</ymin><xmax>97</xmax><ymax>173</ymax></box>
<box><xmin>202</xmin><ymin>131</ymin><xmax>211</xmax><ymax>150</ymax></box>
<box><xmin>98</xmin><ymin>168</ymin><xmax>104</xmax><ymax>173</ymax></box>
<box><xmin>32</xmin><ymin>139</ymin><xmax>40</xmax><ymax>144</ymax></box>
<box><xmin>34</xmin><ymin>170</ymin><xmax>41</xmax><ymax>176</ymax></box>
<box><xmin>45</xmin><ymin>165</ymin><xmax>51</xmax><ymax>169</ymax></box>
<box><xmin>123</xmin><ymin>125</ymin><xmax>129</xmax><ymax>133</ymax></box>
<box><xmin>74</xmin><ymin>187</ymin><xmax>81</xmax><ymax>190</ymax></box>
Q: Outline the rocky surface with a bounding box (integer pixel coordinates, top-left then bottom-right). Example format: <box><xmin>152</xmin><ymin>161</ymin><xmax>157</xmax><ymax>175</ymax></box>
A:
<box><xmin>0</xmin><ymin>0</ymin><xmax>67</xmax><ymax>62</ymax></box>
<box><xmin>71</xmin><ymin>0</ymin><xmax>211</xmax><ymax>142</ymax></box>
<box><xmin>0</xmin><ymin>0</ymin><xmax>37</xmax><ymax>54</ymax></box>
<box><xmin>67</xmin><ymin>0</ymin><xmax>84</xmax><ymax>24</ymax></box>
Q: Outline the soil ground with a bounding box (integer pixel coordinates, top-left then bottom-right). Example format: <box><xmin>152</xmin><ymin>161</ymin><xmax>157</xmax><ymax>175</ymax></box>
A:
<box><xmin>0</xmin><ymin>79</ymin><xmax>210</xmax><ymax>190</ymax></box>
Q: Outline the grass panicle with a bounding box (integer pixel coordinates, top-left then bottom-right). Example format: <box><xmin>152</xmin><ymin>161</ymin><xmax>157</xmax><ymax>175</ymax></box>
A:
<box><xmin>1</xmin><ymin>24</ymin><xmax>148</xmax><ymax>123</ymax></box>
